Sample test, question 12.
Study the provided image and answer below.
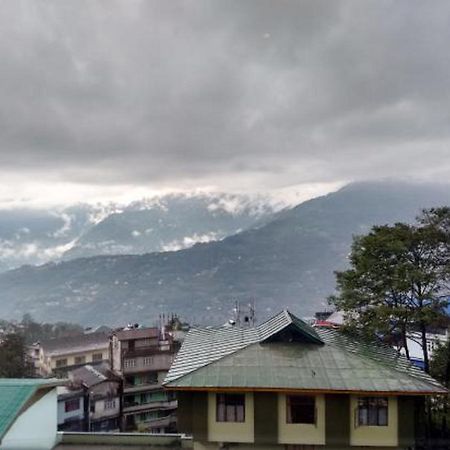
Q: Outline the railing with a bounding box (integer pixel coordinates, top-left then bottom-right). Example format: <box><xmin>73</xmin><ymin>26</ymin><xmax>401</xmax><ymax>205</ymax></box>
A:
<box><xmin>123</xmin><ymin>382</ymin><xmax>162</xmax><ymax>394</ymax></box>
<box><xmin>123</xmin><ymin>400</ymin><xmax>177</xmax><ymax>413</ymax></box>
<box><xmin>56</xmin><ymin>431</ymin><xmax>192</xmax><ymax>448</ymax></box>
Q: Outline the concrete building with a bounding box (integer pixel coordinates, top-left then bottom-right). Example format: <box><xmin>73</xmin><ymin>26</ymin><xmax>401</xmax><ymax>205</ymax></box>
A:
<box><xmin>164</xmin><ymin>310</ymin><xmax>447</xmax><ymax>450</ymax></box>
<box><xmin>38</xmin><ymin>332</ymin><xmax>110</xmax><ymax>377</ymax></box>
<box><xmin>69</xmin><ymin>363</ymin><xmax>122</xmax><ymax>432</ymax></box>
<box><xmin>110</xmin><ymin>326</ymin><xmax>180</xmax><ymax>433</ymax></box>
<box><xmin>57</xmin><ymin>386</ymin><xmax>86</xmax><ymax>432</ymax></box>
<box><xmin>0</xmin><ymin>378</ymin><xmax>62</xmax><ymax>450</ymax></box>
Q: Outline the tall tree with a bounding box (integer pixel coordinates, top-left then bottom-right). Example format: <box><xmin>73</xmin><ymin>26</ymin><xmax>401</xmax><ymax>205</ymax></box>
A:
<box><xmin>330</xmin><ymin>207</ymin><xmax>450</xmax><ymax>373</ymax></box>
<box><xmin>0</xmin><ymin>333</ymin><xmax>33</xmax><ymax>378</ymax></box>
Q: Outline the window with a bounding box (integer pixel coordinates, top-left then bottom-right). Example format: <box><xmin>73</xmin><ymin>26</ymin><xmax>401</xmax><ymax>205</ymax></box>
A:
<box><xmin>357</xmin><ymin>397</ymin><xmax>388</xmax><ymax>426</ymax></box>
<box><xmin>124</xmin><ymin>358</ymin><xmax>136</xmax><ymax>368</ymax></box>
<box><xmin>65</xmin><ymin>398</ymin><xmax>80</xmax><ymax>412</ymax></box>
<box><xmin>216</xmin><ymin>393</ymin><xmax>245</xmax><ymax>422</ymax></box>
<box><xmin>287</xmin><ymin>395</ymin><xmax>316</xmax><ymax>424</ymax></box>
<box><xmin>55</xmin><ymin>358</ymin><xmax>68</xmax><ymax>368</ymax></box>
<box><xmin>92</xmin><ymin>353</ymin><xmax>103</xmax><ymax>362</ymax></box>
<box><xmin>74</xmin><ymin>355</ymin><xmax>86</xmax><ymax>365</ymax></box>
<box><xmin>143</xmin><ymin>356</ymin><xmax>153</xmax><ymax>366</ymax></box>
<box><xmin>104</xmin><ymin>399</ymin><xmax>116</xmax><ymax>410</ymax></box>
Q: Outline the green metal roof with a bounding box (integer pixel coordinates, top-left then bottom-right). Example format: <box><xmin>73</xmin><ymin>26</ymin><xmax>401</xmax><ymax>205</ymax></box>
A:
<box><xmin>0</xmin><ymin>378</ymin><xmax>62</xmax><ymax>442</ymax></box>
<box><xmin>164</xmin><ymin>310</ymin><xmax>322</xmax><ymax>385</ymax></box>
<box><xmin>164</xmin><ymin>310</ymin><xmax>447</xmax><ymax>395</ymax></box>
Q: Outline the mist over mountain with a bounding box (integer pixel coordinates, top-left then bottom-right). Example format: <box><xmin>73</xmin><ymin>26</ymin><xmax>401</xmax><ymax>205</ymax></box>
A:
<box><xmin>0</xmin><ymin>181</ymin><xmax>448</xmax><ymax>326</ymax></box>
<box><xmin>63</xmin><ymin>194</ymin><xmax>280</xmax><ymax>260</ymax></box>
<box><xmin>0</xmin><ymin>205</ymin><xmax>99</xmax><ymax>272</ymax></box>
<box><xmin>0</xmin><ymin>193</ymin><xmax>280</xmax><ymax>272</ymax></box>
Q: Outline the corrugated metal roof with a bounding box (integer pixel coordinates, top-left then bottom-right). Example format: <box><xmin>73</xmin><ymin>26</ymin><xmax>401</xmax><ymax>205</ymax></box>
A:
<box><xmin>115</xmin><ymin>327</ymin><xmax>160</xmax><ymax>341</ymax></box>
<box><xmin>0</xmin><ymin>379</ymin><xmax>62</xmax><ymax>442</ymax></box>
<box><xmin>70</xmin><ymin>362</ymin><xmax>119</xmax><ymax>388</ymax></box>
<box><xmin>40</xmin><ymin>332</ymin><xmax>109</xmax><ymax>356</ymax></box>
<box><xmin>164</xmin><ymin>310</ymin><xmax>447</xmax><ymax>395</ymax></box>
<box><xmin>164</xmin><ymin>310</ymin><xmax>323</xmax><ymax>385</ymax></box>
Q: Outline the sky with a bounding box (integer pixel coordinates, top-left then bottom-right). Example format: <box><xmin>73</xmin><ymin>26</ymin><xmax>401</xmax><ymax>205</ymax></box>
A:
<box><xmin>1</xmin><ymin>0</ymin><xmax>449</xmax><ymax>207</ymax></box>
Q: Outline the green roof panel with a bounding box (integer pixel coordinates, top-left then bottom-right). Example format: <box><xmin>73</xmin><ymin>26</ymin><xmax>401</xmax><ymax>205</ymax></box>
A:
<box><xmin>164</xmin><ymin>310</ymin><xmax>447</xmax><ymax>395</ymax></box>
<box><xmin>0</xmin><ymin>379</ymin><xmax>62</xmax><ymax>442</ymax></box>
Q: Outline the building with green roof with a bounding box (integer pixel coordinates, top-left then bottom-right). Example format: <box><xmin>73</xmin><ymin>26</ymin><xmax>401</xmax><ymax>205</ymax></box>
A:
<box><xmin>0</xmin><ymin>378</ymin><xmax>62</xmax><ymax>449</ymax></box>
<box><xmin>164</xmin><ymin>310</ymin><xmax>447</xmax><ymax>450</ymax></box>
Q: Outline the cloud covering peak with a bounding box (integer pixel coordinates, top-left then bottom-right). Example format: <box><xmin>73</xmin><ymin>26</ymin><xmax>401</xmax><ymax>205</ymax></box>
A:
<box><xmin>1</xmin><ymin>1</ymin><xmax>449</xmax><ymax>205</ymax></box>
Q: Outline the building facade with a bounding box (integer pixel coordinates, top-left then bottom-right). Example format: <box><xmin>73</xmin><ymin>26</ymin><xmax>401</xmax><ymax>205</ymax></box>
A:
<box><xmin>38</xmin><ymin>332</ymin><xmax>110</xmax><ymax>377</ymax></box>
<box><xmin>164</xmin><ymin>310</ymin><xmax>447</xmax><ymax>450</ymax></box>
<box><xmin>69</xmin><ymin>363</ymin><xmax>122</xmax><ymax>432</ymax></box>
<box><xmin>57</xmin><ymin>386</ymin><xmax>86</xmax><ymax>432</ymax></box>
<box><xmin>110</xmin><ymin>326</ymin><xmax>179</xmax><ymax>433</ymax></box>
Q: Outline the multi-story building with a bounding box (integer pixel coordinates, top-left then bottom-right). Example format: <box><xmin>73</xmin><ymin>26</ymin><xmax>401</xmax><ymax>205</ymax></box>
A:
<box><xmin>164</xmin><ymin>309</ymin><xmax>447</xmax><ymax>450</ymax></box>
<box><xmin>57</xmin><ymin>386</ymin><xmax>86</xmax><ymax>432</ymax></box>
<box><xmin>110</xmin><ymin>326</ymin><xmax>180</xmax><ymax>433</ymax></box>
<box><xmin>38</xmin><ymin>332</ymin><xmax>110</xmax><ymax>377</ymax></box>
<box><xmin>70</xmin><ymin>363</ymin><xmax>122</xmax><ymax>432</ymax></box>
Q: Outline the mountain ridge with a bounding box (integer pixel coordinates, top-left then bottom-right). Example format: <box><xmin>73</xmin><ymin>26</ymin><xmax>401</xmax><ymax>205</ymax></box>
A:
<box><xmin>0</xmin><ymin>181</ymin><xmax>448</xmax><ymax>326</ymax></box>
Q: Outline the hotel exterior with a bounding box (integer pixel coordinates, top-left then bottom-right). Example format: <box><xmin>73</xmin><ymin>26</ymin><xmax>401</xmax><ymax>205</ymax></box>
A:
<box><xmin>164</xmin><ymin>310</ymin><xmax>447</xmax><ymax>450</ymax></box>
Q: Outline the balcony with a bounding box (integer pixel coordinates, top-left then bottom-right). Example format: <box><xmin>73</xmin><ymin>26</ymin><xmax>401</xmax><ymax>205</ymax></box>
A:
<box><xmin>123</xmin><ymin>383</ymin><xmax>162</xmax><ymax>394</ymax></box>
<box><xmin>123</xmin><ymin>400</ymin><xmax>177</xmax><ymax>414</ymax></box>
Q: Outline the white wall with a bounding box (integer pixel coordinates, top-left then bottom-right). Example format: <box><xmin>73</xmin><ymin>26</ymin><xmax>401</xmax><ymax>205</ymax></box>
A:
<box><xmin>2</xmin><ymin>389</ymin><xmax>58</xmax><ymax>450</ymax></box>
<box><xmin>57</xmin><ymin>396</ymin><xmax>84</xmax><ymax>425</ymax></box>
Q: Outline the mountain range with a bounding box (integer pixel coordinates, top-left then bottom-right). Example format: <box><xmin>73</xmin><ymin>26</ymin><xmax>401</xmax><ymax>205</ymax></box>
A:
<box><xmin>0</xmin><ymin>181</ymin><xmax>448</xmax><ymax>326</ymax></box>
<box><xmin>0</xmin><ymin>194</ymin><xmax>280</xmax><ymax>272</ymax></box>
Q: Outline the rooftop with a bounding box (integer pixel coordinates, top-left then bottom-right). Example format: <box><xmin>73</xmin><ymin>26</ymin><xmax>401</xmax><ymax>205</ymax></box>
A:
<box><xmin>70</xmin><ymin>362</ymin><xmax>120</xmax><ymax>388</ymax></box>
<box><xmin>40</xmin><ymin>332</ymin><xmax>110</xmax><ymax>357</ymax></box>
<box><xmin>115</xmin><ymin>327</ymin><xmax>160</xmax><ymax>341</ymax></box>
<box><xmin>164</xmin><ymin>310</ymin><xmax>447</xmax><ymax>395</ymax></box>
<box><xmin>0</xmin><ymin>378</ymin><xmax>62</xmax><ymax>442</ymax></box>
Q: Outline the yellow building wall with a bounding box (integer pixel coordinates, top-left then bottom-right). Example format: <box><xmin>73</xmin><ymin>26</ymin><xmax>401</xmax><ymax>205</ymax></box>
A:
<box><xmin>50</xmin><ymin>348</ymin><xmax>109</xmax><ymax>369</ymax></box>
<box><xmin>277</xmin><ymin>394</ymin><xmax>326</xmax><ymax>445</ymax></box>
<box><xmin>207</xmin><ymin>392</ymin><xmax>254</xmax><ymax>443</ymax></box>
<box><xmin>350</xmin><ymin>396</ymin><xmax>398</xmax><ymax>447</ymax></box>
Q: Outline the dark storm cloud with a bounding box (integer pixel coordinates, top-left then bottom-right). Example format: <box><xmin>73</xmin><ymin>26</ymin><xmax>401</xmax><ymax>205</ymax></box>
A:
<box><xmin>0</xmin><ymin>0</ymin><xmax>449</xmax><ymax>191</ymax></box>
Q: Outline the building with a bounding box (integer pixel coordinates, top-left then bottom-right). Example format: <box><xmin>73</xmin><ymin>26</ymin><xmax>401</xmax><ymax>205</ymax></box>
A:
<box><xmin>110</xmin><ymin>326</ymin><xmax>180</xmax><ymax>433</ymax></box>
<box><xmin>57</xmin><ymin>385</ymin><xmax>86</xmax><ymax>432</ymax></box>
<box><xmin>69</xmin><ymin>363</ymin><xmax>122</xmax><ymax>432</ymax></box>
<box><xmin>0</xmin><ymin>378</ymin><xmax>62</xmax><ymax>450</ymax></box>
<box><xmin>164</xmin><ymin>310</ymin><xmax>447</xmax><ymax>450</ymax></box>
<box><xmin>403</xmin><ymin>330</ymin><xmax>449</xmax><ymax>370</ymax></box>
<box><xmin>38</xmin><ymin>331</ymin><xmax>110</xmax><ymax>377</ymax></box>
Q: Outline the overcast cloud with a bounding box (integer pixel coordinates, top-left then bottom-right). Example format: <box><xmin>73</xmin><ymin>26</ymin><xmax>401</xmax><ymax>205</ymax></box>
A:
<box><xmin>0</xmin><ymin>0</ymin><xmax>449</xmax><ymax>206</ymax></box>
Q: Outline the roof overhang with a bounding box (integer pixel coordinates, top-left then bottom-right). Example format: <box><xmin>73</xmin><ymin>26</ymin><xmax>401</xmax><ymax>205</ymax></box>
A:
<box><xmin>163</xmin><ymin>385</ymin><xmax>448</xmax><ymax>396</ymax></box>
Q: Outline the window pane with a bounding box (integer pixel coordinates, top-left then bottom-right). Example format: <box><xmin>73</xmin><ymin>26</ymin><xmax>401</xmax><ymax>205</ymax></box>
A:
<box><xmin>287</xmin><ymin>395</ymin><xmax>315</xmax><ymax>424</ymax></box>
<box><xmin>217</xmin><ymin>402</ymin><xmax>225</xmax><ymax>421</ymax></box>
<box><xmin>216</xmin><ymin>394</ymin><xmax>245</xmax><ymax>422</ymax></box>
<box><xmin>357</xmin><ymin>397</ymin><xmax>388</xmax><ymax>427</ymax></box>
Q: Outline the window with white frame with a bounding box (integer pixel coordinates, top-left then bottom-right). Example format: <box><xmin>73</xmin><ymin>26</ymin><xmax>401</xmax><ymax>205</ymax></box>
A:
<box><xmin>104</xmin><ymin>399</ymin><xmax>116</xmax><ymax>410</ymax></box>
<box><xmin>143</xmin><ymin>356</ymin><xmax>153</xmax><ymax>366</ymax></box>
<box><xmin>124</xmin><ymin>358</ymin><xmax>136</xmax><ymax>368</ymax></box>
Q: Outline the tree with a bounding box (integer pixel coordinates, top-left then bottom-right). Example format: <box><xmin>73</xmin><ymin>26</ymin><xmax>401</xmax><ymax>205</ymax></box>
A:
<box><xmin>430</xmin><ymin>338</ymin><xmax>450</xmax><ymax>388</ymax></box>
<box><xmin>0</xmin><ymin>333</ymin><xmax>33</xmax><ymax>378</ymax></box>
<box><xmin>330</xmin><ymin>207</ymin><xmax>450</xmax><ymax>373</ymax></box>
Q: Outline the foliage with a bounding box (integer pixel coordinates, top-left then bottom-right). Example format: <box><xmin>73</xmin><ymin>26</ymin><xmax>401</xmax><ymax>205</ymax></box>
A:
<box><xmin>19</xmin><ymin>313</ymin><xmax>84</xmax><ymax>344</ymax></box>
<box><xmin>430</xmin><ymin>338</ymin><xmax>450</xmax><ymax>388</ymax></box>
<box><xmin>0</xmin><ymin>333</ymin><xmax>33</xmax><ymax>378</ymax></box>
<box><xmin>330</xmin><ymin>207</ymin><xmax>450</xmax><ymax>373</ymax></box>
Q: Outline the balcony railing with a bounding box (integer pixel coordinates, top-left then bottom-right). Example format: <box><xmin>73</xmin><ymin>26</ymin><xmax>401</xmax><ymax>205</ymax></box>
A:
<box><xmin>123</xmin><ymin>400</ymin><xmax>177</xmax><ymax>414</ymax></box>
<box><xmin>123</xmin><ymin>383</ymin><xmax>162</xmax><ymax>394</ymax></box>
